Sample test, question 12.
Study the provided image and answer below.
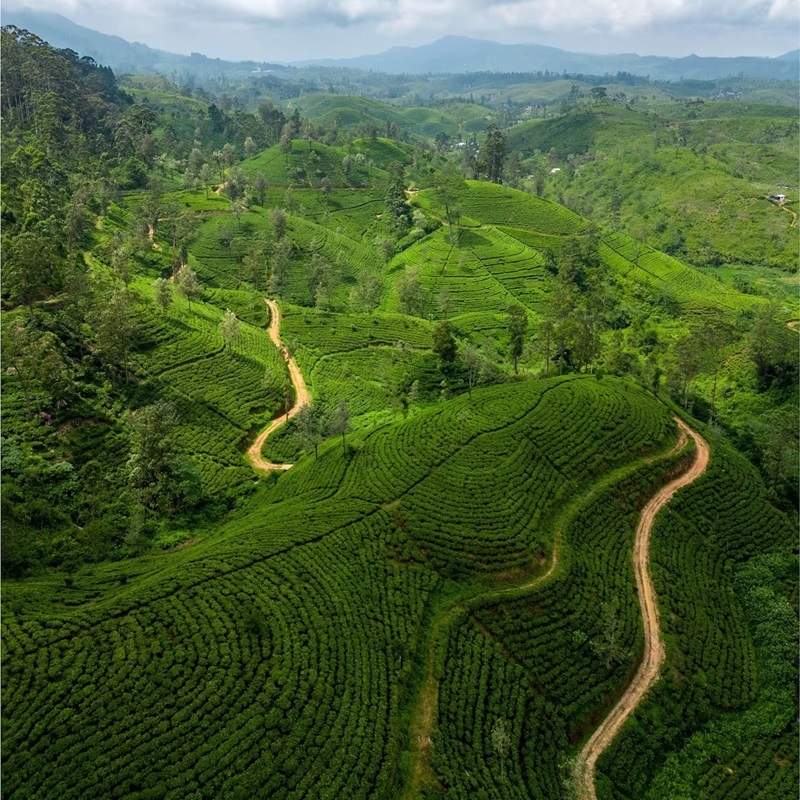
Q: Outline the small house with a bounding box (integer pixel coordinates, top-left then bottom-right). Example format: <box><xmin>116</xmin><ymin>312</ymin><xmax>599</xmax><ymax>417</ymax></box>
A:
<box><xmin>771</xmin><ymin>194</ymin><xmax>787</xmax><ymax>202</ymax></box>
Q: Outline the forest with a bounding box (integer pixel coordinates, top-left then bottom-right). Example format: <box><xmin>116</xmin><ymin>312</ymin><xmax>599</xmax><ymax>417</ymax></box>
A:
<box><xmin>1</xmin><ymin>23</ymin><xmax>797</xmax><ymax>800</ymax></box>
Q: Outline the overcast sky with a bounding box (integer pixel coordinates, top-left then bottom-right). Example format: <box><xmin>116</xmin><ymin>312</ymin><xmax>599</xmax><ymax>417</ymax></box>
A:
<box><xmin>7</xmin><ymin>0</ymin><xmax>799</xmax><ymax>62</ymax></box>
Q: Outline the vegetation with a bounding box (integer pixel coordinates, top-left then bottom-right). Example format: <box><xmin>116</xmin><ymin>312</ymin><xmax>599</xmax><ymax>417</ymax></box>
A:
<box><xmin>2</xmin><ymin>24</ymin><xmax>797</xmax><ymax>800</ymax></box>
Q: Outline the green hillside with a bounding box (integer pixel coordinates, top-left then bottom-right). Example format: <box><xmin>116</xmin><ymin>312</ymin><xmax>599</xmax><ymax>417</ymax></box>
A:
<box><xmin>2</xmin><ymin>28</ymin><xmax>798</xmax><ymax>800</ymax></box>
<box><xmin>3</xmin><ymin>377</ymin><xmax>795</xmax><ymax>799</ymax></box>
<box><xmin>507</xmin><ymin>104</ymin><xmax>799</xmax><ymax>271</ymax></box>
<box><xmin>291</xmin><ymin>93</ymin><xmax>499</xmax><ymax>140</ymax></box>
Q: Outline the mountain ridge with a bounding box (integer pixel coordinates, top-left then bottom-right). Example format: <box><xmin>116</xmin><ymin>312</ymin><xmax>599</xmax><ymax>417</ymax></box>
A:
<box><xmin>2</xmin><ymin>9</ymin><xmax>797</xmax><ymax>81</ymax></box>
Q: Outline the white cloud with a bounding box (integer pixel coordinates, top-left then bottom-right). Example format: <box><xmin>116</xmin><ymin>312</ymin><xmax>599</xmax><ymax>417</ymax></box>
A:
<box><xmin>16</xmin><ymin>0</ymin><xmax>798</xmax><ymax>30</ymax></box>
<box><xmin>8</xmin><ymin>0</ymin><xmax>798</xmax><ymax>59</ymax></box>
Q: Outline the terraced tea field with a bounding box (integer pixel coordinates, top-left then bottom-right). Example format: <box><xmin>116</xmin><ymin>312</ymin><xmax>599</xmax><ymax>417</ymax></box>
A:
<box><xmin>5</xmin><ymin>371</ymin><xmax>793</xmax><ymax>799</ymax></box>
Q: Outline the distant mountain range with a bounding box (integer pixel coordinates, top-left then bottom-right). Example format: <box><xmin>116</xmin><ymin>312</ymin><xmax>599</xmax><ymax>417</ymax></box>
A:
<box><xmin>2</xmin><ymin>8</ymin><xmax>798</xmax><ymax>82</ymax></box>
<box><xmin>0</xmin><ymin>9</ymin><xmax>289</xmax><ymax>79</ymax></box>
<box><xmin>298</xmin><ymin>36</ymin><xmax>800</xmax><ymax>80</ymax></box>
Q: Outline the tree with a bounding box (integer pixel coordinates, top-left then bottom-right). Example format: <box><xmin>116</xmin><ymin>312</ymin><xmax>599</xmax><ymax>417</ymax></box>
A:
<box><xmin>491</xmin><ymin>719</ymin><xmax>511</xmax><ymax>782</ymax></box>
<box><xmin>243</xmin><ymin>232</ymin><xmax>270</xmax><ymax>292</ymax></box>
<box><xmin>329</xmin><ymin>399</ymin><xmax>351</xmax><ymax>454</ymax></box>
<box><xmin>168</xmin><ymin>210</ymin><xmax>199</xmax><ymax>270</ymax></box>
<box><xmin>154</xmin><ymin>277</ymin><xmax>172</xmax><ymax>315</ymax></box>
<box><xmin>460</xmin><ymin>342</ymin><xmax>483</xmax><ymax>401</ymax></box>
<box><xmin>538</xmin><ymin>318</ymin><xmax>555</xmax><ymax>376</ymax></box>
<box><xmin>309</xmin><ymin>251</ymin><xmax>336</xmax><ymax>310</ymax></box>
<box><xmin>591</xmin><ymin>598</ymin><xmax>629</xmax><ymax>668</ymax></box>
<box><xmin>480</xmin><ymin>124</ymin><xmax>507</xmax><ymax>184</ymax></box>
<box><xmin>507</xmin><ymin>304</ymin><xmax>528</xmax><ymax>374</ymax></box>
<box><xmin>199</xmin><ymin>163</ymin><xmax>215</xmax><ymax>198</ymax></box>
<box><xmin>269</xmin><ymin>237</ymin><xmax>292</xmax><ymax>296</ymax></box>
<box><xmin>270</xmin><ymin>207</ymin><xmax>287</xmax><ymax>240</ymax></box>
<box><xmin>397</xmin><ymin>268</ymin><xmax>426</xmax><ymax>316</ymax></box>
<box><xmin>668</xmin><ymin>332</ymin><xmax>704</xmax><ymax>409</ymax></box>
<box><xmin>433</xmin><ymin>321</ymin><xmax>458</xmax><ymax>368</ymax></box>
<box><xmin>88</xmin><ymin>284</ymin><xmax>137</xmax><ymax>378</ymax></box>
<box><xmin>175</xmin><ymin>264</ymin><xmax>202</xmax><ymax>314</ymax></box>
<box><xmin>296</xmin><ymin>403</ymin><xmax>324</xmax><ymax>459</ymax></box>
<box><xmin>436</xmin><ymin>287</ymin><xmax>453</xmax><ymax>319</ymax></box>
<box><xmin>220</xmin><ymin>309</ymin><xmax>240</xmax><ymax>350</ymax></box>
<box><xmin>2</xmin><ymin>319</ymin><xmax>70</xmax><ymax>415</ymax></box>
<box><xmin>748</xmin><ymin>302</ymin><xmax>796</xmax><ymax>392</ymax></box>
<box><xmin>432</xmin><ymin>163</ymin><xmax>467</xmax><ymax>244</ymax></box>
<box><xmin>350</xmin><ymin>272</ymin><xmax>383</xmax><ymax>313</ymax></box>
<box><xmin>252</xmin><ymin>173</ymin><xmax>268</xmax><ymax>206</ymax></box>
<box><xmin>279</xmin><ymin>125</ymin><xmax>294</xmax><ymax>164</ymax></box>
<box><xmin>385</xmin><ymin>161</ymin><xmax>410</xmax><ymax>232</ymax></box>
<box><xmin>4</xmin><ymin>232</ymin><xmax>62</xmax><ymax>310</ymax></box>
<box><xmin>320</xmin><ymin>176</ymin><xmax>333</xmax><ymax>200</ymax></box>
<box><xmin>127</xmin><ymin>401</ymin><xmax>200</xmax><ymax>512</ymax></box>
<box><xmin>696</xmin><ymin>317</ymin><xmax>734</xmax><ymax>424</ymax></box>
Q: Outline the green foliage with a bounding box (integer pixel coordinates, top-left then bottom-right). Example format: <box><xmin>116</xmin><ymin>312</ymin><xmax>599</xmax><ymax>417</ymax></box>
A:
<box><xmin>596</xmin><ymin>435</ymin><xmax>796</xmax><ymax>799</ymax></box>
<box><xmin>1</xmin><ymin>35</ymin><xmax>797</xmax><ymax>800</ymax></box>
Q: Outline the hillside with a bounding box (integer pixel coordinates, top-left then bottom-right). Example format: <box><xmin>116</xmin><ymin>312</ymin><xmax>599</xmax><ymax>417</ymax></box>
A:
<box><xmin>3</xmin><ymin>375</ymin><xmax>796</xmax><ymax>798</ymax></box>
<box><xmin>290</xmin><ymin>94</ymin><xmax>499</xmax><ymax>140</ymax></box>
<box><xmin>507</xmin><ymin>104</ymin><xmax>799</xmax><ymax>272</ymax></box>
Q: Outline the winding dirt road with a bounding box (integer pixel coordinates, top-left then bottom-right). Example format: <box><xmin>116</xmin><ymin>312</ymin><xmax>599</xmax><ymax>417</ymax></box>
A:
<box><xmin>774</xmin><ymin>198</ymin><xmax>798</xmax><ymax>228</ymax></box>
<box><xmin>574</xmin><ymin>418</ymin><xmax>709</xmax><ymax>799</ymax></box>
<box><xmin>246</xmin><ymin>299</ymin><xmax>311</xmax><ymax>472</ymax></box>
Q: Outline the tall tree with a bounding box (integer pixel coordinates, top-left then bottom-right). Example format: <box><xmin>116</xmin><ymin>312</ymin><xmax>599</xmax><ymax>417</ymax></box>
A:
<box><xmin>432</xmin><ymin>163</ymin><xmax>466</xmax><ymax>244</ymax></box>
<box><xmin>350</xmin><ymin>273</ymin><xmax>383</xmax><ymax>313</ymax></box>
<box><xmin>480</xmin><ymin>124</ymin><xmax>507</xmax><ymax>184</ymax></box>
<box><xmin>4</xmin><ymin>232</ymin><xmax>63</xmax><ymax>310</ymax></box>
<box><xmin>460</xmin><ymin>342</ymin><xmax>485</xmax><ymax>401</ymax></box>
<box><xmin>296</xmin><ymin>404</ymin><xmax>324</xmax><ymax>459</ymax></box>
<box><xmin>154</xmin><ymin>277</ymin><xmax>172</xmax><ymax>315</ymax></box>
<box><xmin>90</xmin><ymin>287</ymin><xmax>137</xmax><ymax>381</ymax></box>
<box><xmin>433</xmin><ymin>321</ymin><xmax>458</xmax><ymax>369</ymax></box>
<box><xmin>220</xmin><ymin>309</ymin><xmax>240</xmax><ymax>350</ymax></box>
<box><xmin>175</xmin><ymin>264</ymin><xmax>202</xmax><ymax>314</ymax></box>
<box><xmin>507</xmin><ymin>304</ymin><xmax>528</xmax><ymax>374</ymax></box>
<box><xmin>127</xmin><ymin>401</ymin><xmax>199</xmax><ymax>512</ymax></box>
<box><xmin>397</xmin><ymin>268</ymin><xmax>426</xmax><ymax>316</ymax></box>
<box><xmin>329</xmin><ymin>399</ymin><xmax>351</xmax><ymax>454</ymax></box>
<box><xmin>697</xmin><ymin>317</ymin><xmax>734</xmax><ymax>423</ymax></box>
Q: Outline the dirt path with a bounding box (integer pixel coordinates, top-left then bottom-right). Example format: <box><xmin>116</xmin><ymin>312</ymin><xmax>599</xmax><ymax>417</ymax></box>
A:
<box><xmin>787</xmin><ymin>320</ymin><xmax>800</xmax><ymax>332</ymax></box>
<box><xmin>774</xmin><ymin>199</ymin><xmax>798</xmax><ymax>228</ymax></box>
<box><xmin>574</xmin><ymin>418</ymin><xmax>709</xmax><ymax>799</ymax></box>
<box><xmin>402</xmin><ymin>423</ymin><xmax>693</xmax><ymax>800</ymax></box>
<box><xmin>403</xmin><ymin>550</ymin><xmax>561</xmax><ymax>800</ymax></box>
<box><xmin>246</xmin><ymin>299</ymin><xmax>311</xmax><ymax>472</ymax></box>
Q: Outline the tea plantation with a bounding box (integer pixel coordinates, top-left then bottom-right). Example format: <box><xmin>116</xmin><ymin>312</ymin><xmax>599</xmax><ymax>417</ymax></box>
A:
<box><xmin>5</xmin><ymin>374</ymin><xmax>795</xmax><ymax>799</ymax></box>
<box><xmin>3</xmin><ymin>379</ymin><xmax>666</xmax><ymax>789</ymax></box>
<box><xmin>2</xmin><ymin>31</ymin><xmax>797</xmax><ymax>799</ymax></box>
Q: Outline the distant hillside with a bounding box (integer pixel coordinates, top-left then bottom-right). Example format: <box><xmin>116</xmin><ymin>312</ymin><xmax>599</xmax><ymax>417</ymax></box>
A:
<box><xmin>506</xmin><ymin>104</ymin><xmax>799</xmax><ymax>271</ymax></box>
<box><xmin>298</xmin><ymin>35</ymin><xmax>800</xmax><ymax>81</ymax></box>
<box><xmin>0</xmin><ymin>8</ymin><xmax>290</xmax><ymax>79</ymax></box>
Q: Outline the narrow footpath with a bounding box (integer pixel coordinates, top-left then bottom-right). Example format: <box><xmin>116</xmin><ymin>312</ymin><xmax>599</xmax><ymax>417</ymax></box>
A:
<box><xmin>574</xmin><ymin>418</ymin><xmax>710</xmax><ymax>799</ymax></box>
<box><xmin>246</xmin><ymin>299</ymin><xmax>311</xmax><ymax>472</ymax></box>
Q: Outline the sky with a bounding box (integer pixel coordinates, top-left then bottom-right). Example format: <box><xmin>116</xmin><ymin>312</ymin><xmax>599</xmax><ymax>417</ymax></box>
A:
<box><xmin>6</xmin><ymin>0</ymin><xmax>799</xmax><ymax>62</ymax></box>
